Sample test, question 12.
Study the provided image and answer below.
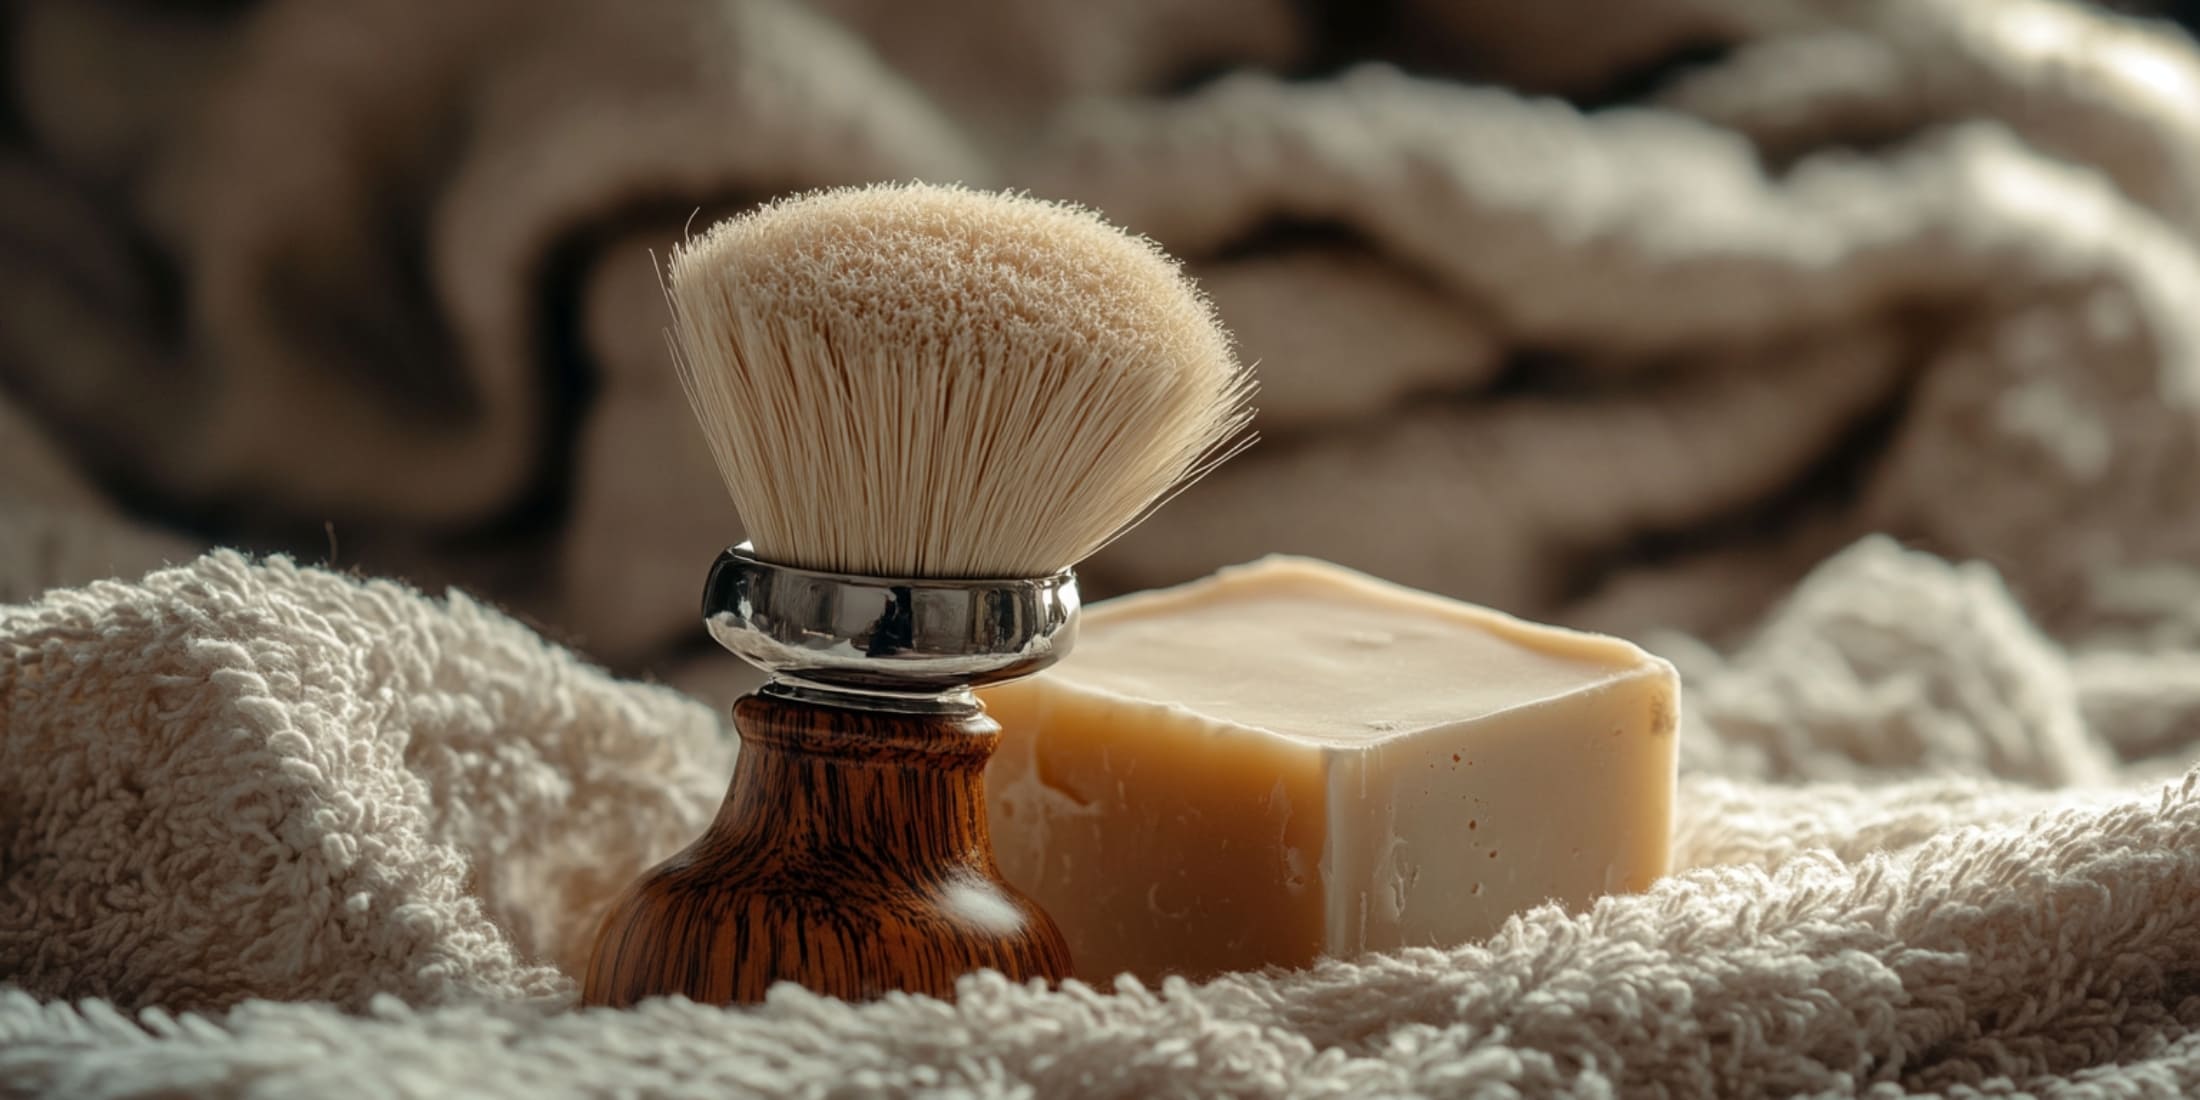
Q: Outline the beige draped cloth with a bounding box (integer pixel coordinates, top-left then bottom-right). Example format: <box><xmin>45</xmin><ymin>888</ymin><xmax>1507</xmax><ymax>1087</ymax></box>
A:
<box><xmin>8</xmin><ymin>0</ymin><xmax>2200</xmax><ymax>1094</ymax></box>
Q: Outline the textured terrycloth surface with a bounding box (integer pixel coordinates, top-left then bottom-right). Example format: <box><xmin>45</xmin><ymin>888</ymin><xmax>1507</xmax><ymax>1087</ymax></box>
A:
<box><xmin>8</xmin><ymin>543</ymin><xmax>2200</xmax><ymax>1097</ymax></box>
<box><xmin>9</xmin><ymin>0</ymin><xmax>2200</xmax><ymax>1095</ymax></box>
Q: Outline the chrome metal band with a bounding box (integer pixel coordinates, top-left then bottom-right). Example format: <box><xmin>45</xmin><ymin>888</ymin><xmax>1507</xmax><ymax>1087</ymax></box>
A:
<box><xmin>702</xmin><ymin>542</ymin><xmax>1079</xmax><ymax>710</ymax></box>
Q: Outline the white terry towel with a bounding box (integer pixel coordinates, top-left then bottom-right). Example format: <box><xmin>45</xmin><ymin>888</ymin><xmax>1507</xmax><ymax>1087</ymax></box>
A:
<box><xmin>5</xmin><ymin>539</ymin><xmax>2200</xmax><ymax>1096</ymax></box>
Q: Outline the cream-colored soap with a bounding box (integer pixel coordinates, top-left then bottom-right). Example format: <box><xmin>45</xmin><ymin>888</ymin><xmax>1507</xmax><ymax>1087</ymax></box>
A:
<box><xmin>979</xmin><ymin>556</ymin><xmax>1679</xmax><ymax>984</ymax></box>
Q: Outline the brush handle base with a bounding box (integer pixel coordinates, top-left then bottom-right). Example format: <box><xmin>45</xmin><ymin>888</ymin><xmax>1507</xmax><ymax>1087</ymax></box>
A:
<box><xmin>580</xmin><ymin>692</ymin><xmax>1072</xmax><ymax>1006</ymax></box>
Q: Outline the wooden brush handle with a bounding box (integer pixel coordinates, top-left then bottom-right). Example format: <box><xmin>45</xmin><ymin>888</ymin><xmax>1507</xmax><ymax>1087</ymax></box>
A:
<box><xmin>581</xmin><ymin>692</ymin><xmax>1072</xmax><ymax>1006</ymax></box>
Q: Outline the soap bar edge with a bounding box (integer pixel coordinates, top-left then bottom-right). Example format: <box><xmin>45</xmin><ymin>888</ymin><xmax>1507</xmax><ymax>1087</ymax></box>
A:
<box><xmin>1087</xmin><ymin>556</ymin><xmax>1659</xmax><ymax>674</ymax></box>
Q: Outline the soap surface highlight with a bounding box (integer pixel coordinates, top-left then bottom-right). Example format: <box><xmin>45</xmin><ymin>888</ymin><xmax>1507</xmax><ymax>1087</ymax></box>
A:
<box><xmin>980</xmin><ymin>556</ymin><xmax>1679</xmax><ymax>984</ymax></box>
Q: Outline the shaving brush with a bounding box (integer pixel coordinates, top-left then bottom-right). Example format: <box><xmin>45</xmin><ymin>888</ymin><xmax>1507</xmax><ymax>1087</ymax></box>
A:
<box><xmin>581</xmin><ymin>183</ymin><xmax>1252</xmax><ymax>1006</ymax></box>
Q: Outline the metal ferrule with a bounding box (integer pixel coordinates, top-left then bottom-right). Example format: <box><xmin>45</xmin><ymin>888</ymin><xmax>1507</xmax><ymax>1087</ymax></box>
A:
<box><xmin>702</xmin><ymin>542</ymin><xmax>1079</xmax><ymax>714</ymax></box>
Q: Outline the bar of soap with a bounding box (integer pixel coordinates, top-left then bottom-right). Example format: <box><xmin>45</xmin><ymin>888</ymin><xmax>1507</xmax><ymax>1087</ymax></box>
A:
<box><xmin>979</xmin><ymin>556</ymin><xmax>1679</xmax><ymax>984</ymax></box>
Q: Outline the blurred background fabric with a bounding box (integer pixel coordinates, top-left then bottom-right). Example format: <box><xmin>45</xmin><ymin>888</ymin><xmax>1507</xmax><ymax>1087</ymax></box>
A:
<box><xmin>6</xmin><ymin>0</ymin><xmax>2200</xmax><ymax>705</ymax></box>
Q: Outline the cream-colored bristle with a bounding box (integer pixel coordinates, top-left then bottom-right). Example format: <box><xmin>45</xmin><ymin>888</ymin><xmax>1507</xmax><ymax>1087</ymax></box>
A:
<box><xmin>667</xmin><ymin>182</ymin><xmax>1254</xmax><ymax>579</ymax></box>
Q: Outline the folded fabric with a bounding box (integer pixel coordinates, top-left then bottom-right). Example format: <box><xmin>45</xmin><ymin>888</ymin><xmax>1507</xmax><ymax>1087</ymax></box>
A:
<box><xmin>8</xmin><ymin>0</ymin><xmax>2200</xmax><ymax>673</ymax></box>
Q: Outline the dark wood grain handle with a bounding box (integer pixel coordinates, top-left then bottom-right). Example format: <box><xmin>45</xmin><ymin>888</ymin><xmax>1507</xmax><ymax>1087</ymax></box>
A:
<box><xmin>581</xmin><ymin>692</ymin><xmax>1072</xmax><ymax>1006</ymax></box>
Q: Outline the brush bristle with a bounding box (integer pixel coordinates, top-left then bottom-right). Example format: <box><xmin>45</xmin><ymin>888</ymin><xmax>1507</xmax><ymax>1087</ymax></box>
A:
<box><xmin>667</xmin><ymin>182</ymin><xmax>1254</xmax><ymax>579</ymax></box>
